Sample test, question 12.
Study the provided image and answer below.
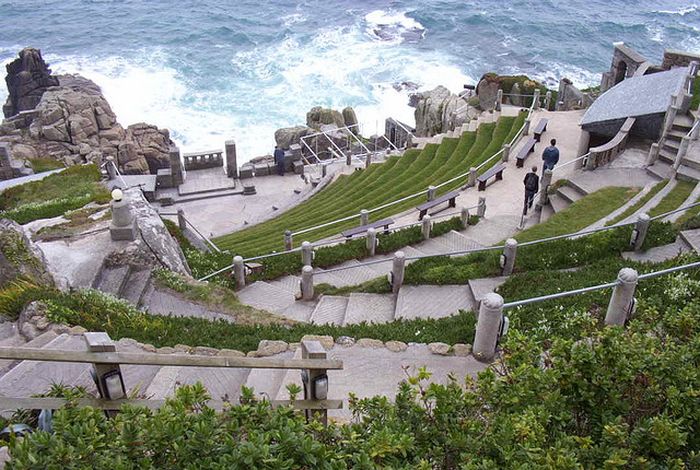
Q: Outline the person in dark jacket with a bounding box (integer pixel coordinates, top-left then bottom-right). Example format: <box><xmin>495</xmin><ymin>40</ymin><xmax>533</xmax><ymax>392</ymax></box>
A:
<box><xmin>523</xmin><ymin>165</ymin><xmax>539</xmax><ymax>215</ymax></box>
<box><xmin>541</xmin><ymin>138</ymin><xmax>560</xmax><ymax>175</ymax></box>
<box><xmin>274</xmin><ymin>145</ymin><xmax>285</xmax><ymax>176</ymax></box>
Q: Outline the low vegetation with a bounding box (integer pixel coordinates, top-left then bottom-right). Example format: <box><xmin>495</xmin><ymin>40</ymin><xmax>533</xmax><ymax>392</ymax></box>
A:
<box><xmin>647</xmin><ymin>180</ymin><xmax>696</xmax><ymax>218</ymax></box>
<box><xmin>605</xmin><ymin>179</ymin><xmax>668</xmax><ymax>226</ymax></box>
<box><xmin>0</xmin><ymin>164</ymin><xmax>110</xmax><ymax>224</ymax></box>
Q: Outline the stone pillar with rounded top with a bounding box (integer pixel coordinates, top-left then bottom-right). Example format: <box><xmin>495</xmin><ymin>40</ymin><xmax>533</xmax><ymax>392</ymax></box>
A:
<box><xmin>427</xmin><ymin>185</ymin><xmax>436</xmax><ymax>201</ymax></box>
<box><xmin>301</xmin><ymin>265</ymin><xmax>314</xmax><ymax>300</ymax></box>
<box><xmin>495</xmin><ymin>89</ymin><xmax>503</xmax><ymax>111</ymax></box>
<box><xmin>691</xmin><ymin>115</ymin><xmax>700</xmax><ymax>141</ymax></box>
<box><xmin>646</xmin><ymin>143</ymin><xmax>660</xmax><ymax>165</ymax></box>
<box><xmin>675</xmin><ymin>136</ymin><xmax>691</xmax><ymax>169</ymax></box>
<box><xmin>501</xmin><ymin>238</ymin><xmax>517</xmax><ymax>276</ymax></box>
<box><xmin>233</xmin><ymin>255</ymin><xmax>245</xmax><ymax>288</ymax></box>
<box><xmin>225</xmin><ymin>140</ymin><xmax>238</xmax><ymax>178</ymax></box>
<box><xmin>109</xmin><ymin>189</ymin><xmax>136</xmax><ymax>241</ymax></box>
<box><xmin>473</xmin><ymin>292</ymin><xmax>504</xmax><ymax>362</ymax></box>
<box><xmin>501</xmin><ymin>143</ymin><xmax>511</xmax><ymax>163</ymax></box>
<box><xmin>544</xmin><ymin>90</ymin><xmax>552</xmax><ymax>110</ymax></box>
<box><xmin>360</xmin><ymin>209</ymin><xmax>369</xmax><ymax>226</ymax></box>
<box><xmin>177</xmin><ymin>209</ymin><xmax>186</xmax><ymax>231</ymax></box>
<box><xmin>533</xmin><ymin>89</ymin><xmax>541</xmax><ymax>110</ymax></box>
<box><xmin>284</xmin><ymin>230</ymin><xmax>293</xmax><ymax>251</ymax></box>
<box><xmin>391</xmin><ymin>251</ymin><xmax>406</xmax><ymax>294</ymax></box>
<box><xmin>365</xmin><ymin>153</ymin><xmax>371</xmax><ymax>169</ymax></box>
<box><xmin>460</xmin><ymin>207</ymin><xmax>470</xmax><ymax>228</ymax></box>
<box><xmin>605</xmin><ymin>268</ymin><xmax>638</xmax><ymax>326</ymax></box>
<box><xmin>523</xmin><ymin>118</ymin><xmax>531</xmax><ymax>136</ymax></box>
<box><xmin>169</xmin><ymin>145</ymin><xmax>184</xmax><ymax>186</ymax></box>
<box><xmin>477</xmin><ymin>197</ymin><xmax>486</xmax><ymax>217</ymax></box>
<box><xmin>466</xmin><ymin>167</ymin><xmax>477</xmax><ymax>188</ymax></box>
<box><xmin>576</xmin><ymin>130</ymin><xmax>591</xmax><ymax>164</ymax></box>
<box><xmin>366</xmin><ymin>227</ymin><xmax>377</xmax><ymax>256</ymax></box>
<box><xmin>632</xmin><ymin>213</ymin><xmax>650</xmax><ymax>252</ymax></box>
<box><xmin>421</xmin><ymin>215</ymin><xmax>431</xmax><ymax>240</ymax></box>
<box><xmin>105</xmin><ymin>156</ymin><xmax>116</xmax><ymax>180</ymax></box>
<box><xmin>537</xmin><ymin>169</ymin><xmax>553</xmax><ymax>208</ymax></box>
<box><xmin>301</xmin><ymin>241</ymin><xmax>313</xmax><ymax>266</ymax></box>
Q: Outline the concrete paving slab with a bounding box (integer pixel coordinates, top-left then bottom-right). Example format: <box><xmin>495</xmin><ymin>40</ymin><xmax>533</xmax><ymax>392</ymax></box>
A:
<box><xmin>395</xmin><ymin>285</ymin><xmax>472</xmax><ymax>320</ymax></box>
<box><xmin>343</xmin><ymin>293</ymin><xmax>396</xmax><ymax>325</ymax></box>
<box><xmin>468</xmin><ymin>276</ymin><xmax>509</xmax><ymax>304</ymax></box>
<box><xmin>309</xmin><ymin>295</ymin><xmax>348</xmax><ymax>325</ymax></box>
<box><xmin>237</xmin><ymin>281</ymin><xmax>295</xmax><ymax>314</ymax></box>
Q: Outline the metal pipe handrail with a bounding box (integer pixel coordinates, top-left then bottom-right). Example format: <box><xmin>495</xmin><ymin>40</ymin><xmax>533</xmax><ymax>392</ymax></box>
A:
<box><xmin>318</xmin><ymin>256</ymin><xmax>394</xmax><ymax>274</ymax></box>
<box><xmin>379</xmin><ymin>134</ymin><xmax>400</xmax><ymax>151</ymax></box>
<box><xmin>649</xmin><ymin>200</ymin><xmax>700</xmax><ymax>221</ymax></box>
<box><xmin>405</xmin><ymin>243</ymin><xmax>506</xmax><ymax>261</ymax></box>
<box><xmin>198</xmin><ymin>264</ymin><xmax>234</xmax><ymax>282</ymax></box>
<box><xmin>686</xmin><ymin>118</ymin><xmax>700</xmax><ymax>138</ymax></box>
<box><xmin>345</xmin><ymin>125</ymin><xmax>373</xmax><ymax>156</ymax></box>
<box><xmin>503</xmin><ymin>260</ymin><xmax>700</xmax><ymax>309</ymax></box>
<box><xmin>183</xmin><ymin>217</ymin><xmax>221</xmax><ymax>253</ymax></box>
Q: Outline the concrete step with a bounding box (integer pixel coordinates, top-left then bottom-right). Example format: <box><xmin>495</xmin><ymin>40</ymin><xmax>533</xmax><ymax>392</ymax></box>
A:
<box><xmin>237</xmin><ymin>281</ymin><xmax>296</xmax><ymax>314</ymax></box>
<box><xmin>0</xmin><ymin>330</ymin><xmax>59</xmax><ymax>376</ymax></box>
<box><xmin>663</xmin><ymin>139</ymin><xmax>680</xmax><ymax>151</ymax></box>
<box><xmin>564</xmin><ymin>179</ymin><xmax>590</xmax><ymax>197</ymax></box>
<box><xmin>676</xmin><ymin>164</ymin><xmax>700</xmax><ymax>183</ymax></box>
<box><xmin>268</xmin><ymin>275</ymin><xmax>301</xmax><ymax>296</ymax></box>
<box><xmin>646</xmin><ymin>161</ymin><xmax>674</xmax><ymax>180</ymax></box>
<box><xmin>94</xmin><ymin>265</ymin><xmax>131</xmax><ymax>297</ymax></box>
<box><xmin>243</xmin><ymin>350</ymin><xmax>295</xmax><ymax>400</ymax></box>
<box><xmin>658</xmin><ymin>148</ymin><xmax>677</xmax><ymax>165</ymax></box>
<box><xmin>0</xmin><ymin>322</ymin><xmax>20</xmax><ymax>344</ymax></box>
<box><xmin>279</xmin><ymin>300</ymin><xmax>316</xmax><ymax>322</ymax></box>
<box><xmin>673</xmin><ymin>114</ymin><xmax>694</xmax><ymax>128</ymax></box>
<box><xmin>415</xmin><ymin>237</ymin><xmax>453</xmax><ymax>256</ymax></box>
<box><xmin>557</xmin><ymin>185</ymin><xmax>584</xmax><ymax>204</ymax></box>
<box><xmin>120</xmin><ymin>268</ymin><xmax>152</xmax><ymax>306</ymax></box>
<box><xmin>680</xmin><ymin>228</ymin><xmax>700</xmax><ymax>252</ymax></box>
<box><xmin>399</xmin><ymin>245</ymin><xmax>428</xmax><ymax>263</ymax></box>
<box><xmin>309</xmin><ymin>295</ymin><xmax>348</xmax><ymax>325</ymax></box>
<box><xmin>145</xmin><ymin>365</ymin><xmax>251</xmax><ymax>402</ymax></box>
<box><xmin>440</xmin><ymin>230</ymin><xmax>483</xmax><ymax>252</ymax></box>
<box><xmin>275</xmin><ymin>348</ymin><xmax>303</xmax><ymax>401</ymax></box>
<box><xmin>343</xmin><ymin>293</ymin><xmax>396</xmax><ymax>325</ymax></box>
<box><xmin>311</xmin><ymin>268</ymin><xmax>346</xmax><ymax>287</ymax></box>
<box><xmin>666</xmin><ymin>129</ymin><xmax>685</xmax><ymax>140</ymax></box>
<box><xmin>364</xmin><ymin>255</ymin><xmax>394</xmax><ymax>277</ymax></box>
<box><xmin>681</xmin><ymin>155</ymin><xmax>700</xmax><ymax>172</ymax></box>
<box><xmin>395</xmin><ymin>285</ymin><xmax>473</xmax><ymax>320</ymax></box>
<box><xmin>468</xmin><ymin>276</ymin><xmax>509</xmax><ymax>308</ymax></box>
<box><xmin>622</xmin><ymin>239</ymin><xmax>692</xmax><ymax>263</ymax></box>
<box><xmin>549</xmin><ymin>194</ymin><xmax>569</xmax><ymax>214</ymax></box>
<box><xmin>316</xmin><ymin>260</ymin><xmax>382</xmax><ymax>288</ymax></box>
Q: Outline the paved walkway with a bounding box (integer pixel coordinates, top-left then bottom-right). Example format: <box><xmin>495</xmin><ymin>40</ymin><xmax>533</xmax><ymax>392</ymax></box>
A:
<box><xmin>0</xmin><ymin>168</ymin><xmax>64</xmax><ymax>192</ymax></box>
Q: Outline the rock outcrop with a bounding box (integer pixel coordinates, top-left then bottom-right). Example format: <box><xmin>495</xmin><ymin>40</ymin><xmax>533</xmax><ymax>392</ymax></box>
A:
<box><xmin>306</xmin><ymin>106</ymin><xmax>345</xmax><ymax>130</ymax></box>
<box><xmin>0</xmin><ymin>48</ymin><xmax>173</xmax><ymax>175</ymax></box>
<box><xmin>0</xmin><ymin>219</ymin><xmax>55</xmax><ymax>288</ymax></box>
<box><xmin>412</xmin><ymin>86</ymin><xmax>475</xmax><ymax>137</ymax></box>
<box><xmin>274</xmin><ymin>125</ymin><xmax>314</xmax><ymax>150</ymax></box>
<box><xmin>2</xmin><ymin>48</ymin><xmax>59</xmax><ymax>119</ymax></box>
<box><xmin>341</xmin><ymin>106</ymin><xmax>358</xmax><ymax>129</ymax></box>
<box><xmin>476</xmin><ymin>74</ymin><xmax>500</xmax><ymax>111</ymax></box>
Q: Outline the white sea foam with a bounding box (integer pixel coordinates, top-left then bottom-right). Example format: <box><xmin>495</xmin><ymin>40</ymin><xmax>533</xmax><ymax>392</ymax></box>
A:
<box><xmin>364</xmin><ymin>10</ymin><xmax>425</xmax><ymax>44</ymax></box>
<box><xmin>653</xmin><ymin>5</ymin><xmax>698</xmax><ymax>16</ymax></box>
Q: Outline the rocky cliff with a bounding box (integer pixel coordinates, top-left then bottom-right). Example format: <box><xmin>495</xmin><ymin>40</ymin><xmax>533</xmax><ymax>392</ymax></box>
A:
<box><xmin>412</xmin><ymin>86</ymin><xmax>476</xmax><ymax>137</ymax></box>
<box><xmin>0</xmin><ymin>48</ymin><xmax>173</xmax><ymax>176</ymax></box>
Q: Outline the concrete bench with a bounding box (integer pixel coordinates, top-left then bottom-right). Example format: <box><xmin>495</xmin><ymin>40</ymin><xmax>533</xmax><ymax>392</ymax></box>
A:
<box><xmin>533</xmin><ymin>118</ymin><xmax>549</xmax><ymax>142</ymax></box>
<box><xmin>415</xmin><ymin>190</ymin><xmax>459</xmax><ymax>220</ymax></box>
<box><xmin>341</xmin><ymin>218</ymin><xmax>394</xmax><ymax>238</ymax></box>
<box><xmin>477</xmin><ymin>163</ymin><xmax>506</xmax><ymax>191</ymax></box>
<box><xmin>515</xmin><ymin>137</ymin><xmax>537</xmax><ymax>168</ymax></box>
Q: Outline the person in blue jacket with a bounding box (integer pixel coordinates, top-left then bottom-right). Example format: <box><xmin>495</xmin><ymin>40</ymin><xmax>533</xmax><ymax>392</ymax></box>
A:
<box><xmin>274</xmin><ymin>145</ymin><xmax>285</xmax><ymax>176</ymax></box>
<box><xmin>542</xmin><ymin>138</ymin><xmax>560</xmax><ymax>175</ymax></box>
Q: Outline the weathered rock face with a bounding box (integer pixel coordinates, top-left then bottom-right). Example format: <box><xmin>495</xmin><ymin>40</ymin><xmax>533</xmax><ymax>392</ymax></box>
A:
<box><xmin>3</xmin><ymin>48</ymin><xmax>59</xmax><ymax>119</ymax></box>
<box><xmin>274</xmin><ymin>125</ymin><xmax>314</xmax><ymax>150</ymax></box>
<box><xmin>510</xmin><ymin>82</ymin><xmax>522</xmax><ymax>106</ymax></box>
<box><xmin>342</xmin><ymin>106</ymin><xmax>358</xmax><ymax>129</ymax></box>
<box><xmin>476</xmin><ymin>74</ymin><xmax>501</xmax><ymax>111</ymax></box>
<box><xmin>413</xmin><ymin>86</ymin><xmax>475</xmax><ymax>137</ymax></box>
<box><xmin>0</xmin><ymin>49</ymin><xmax>173</xmax><ymax>176</ymax></box>
<box><xmin>306</xmin><ymin>106</ymin><xmax>345</xmax><ymax>130</ymax></box>
<box><xmin>0</xmin><ymin>218</ymin><xmax>55</xmax><ymax>288</ymax></box>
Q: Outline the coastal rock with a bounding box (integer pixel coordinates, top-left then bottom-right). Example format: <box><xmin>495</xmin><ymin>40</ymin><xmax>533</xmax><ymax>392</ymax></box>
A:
<box><xmin>0</xmin><ymin>49</ymin><xmax>173</xmax><ymax>176</ymax></box>
<box><xmin>342</xmin><ymin>106</ymin><xmax>358</xmax><ymax>129</ymax></box>
<box><xmin>510</xmin><ymin>82</ymin><xmax>522</xmax><ymax>106</ymax></box>
<box><xmin>274</xmin><ymin>125</ymin><xmax>314</xmax><ymax>150</ymax></box>
<box><xmin>256</xmin><ymin>340</ymin><xmax>289</xmax><ymax>357</ymax></box>
<box><xmin>3</xmin><ymin>48</ymin><xmax>59</xmax><ymax>119</ymax></box>
<box><xmin>428</xmin><ymin>342</ymin><xmax>452</xmax><ymax>356</ymax></box>
<box><xmin>413</xmin><ymin>85</ymin><xmax>474</xmax><ymax>137</ymax></box>
<box><xmin>385</xmin><ymin>340</ymin><xmax>408</xmax><ymax>352</ymax></box>
<box><xmin>306</xmin><ymin>106</ymin><xmax>345</xmax><ymax>130</ymax></box>
<box><xmin>0</xmin><ymin>218</ymin><xmax>55</xmax><ymax>288</ymax></box>
<box><xmin>476</xmin><ymin>74</ymin><xmax>501</xmax><ymax>111</ymax></box>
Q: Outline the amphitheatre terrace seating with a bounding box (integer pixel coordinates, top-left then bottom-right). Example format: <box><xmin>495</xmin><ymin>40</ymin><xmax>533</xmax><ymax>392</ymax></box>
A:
<box><xmin>416</xmin><ymin>190</ymin><xmax>459</xmax><ymax>220</ymax></box>
<box><xmin>515</xmin><ymin>137</ymin><xmax>537</xmax><ymax>168</ymax></box>
<box><xmin>341</xmin><ymin>218</ymin><xmax>394</xmax><ymax>238</ymax></box>
<box><xmin>533</xmin><ymin>118</ymin><xmax>549</xmax><ymax>142</ymax></box>
<box><xmin>477</xmin><ymin>163</ymin><xmax>506</xmax><ymax>191</ymax></box>
<box><xmin>214</xmin><ymin>111</ymin><xmax>527</xmax><ymax>256</ymax></box>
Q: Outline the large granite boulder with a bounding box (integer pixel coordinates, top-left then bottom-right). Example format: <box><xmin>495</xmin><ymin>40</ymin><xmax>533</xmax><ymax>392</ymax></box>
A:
<box><xmin>0</xmin><ymin>219</ymin><xmax>55</xmax><ymax>288</ymax></box>
<box><xmin>413</xmin><ymin>86</ymin><xmax>474</xmax><ymax>137</ymax></box>
<box><xmin>306</xmin><ymin>106</ymin><xmax>345</xmax><ymax>130</ymax></box>
<box><xmin>342</xmin><ymin>106</ymin><xmax>358</xmax><ymax>129</ymax></box>
<box><xmin>274</xmin><ymin>125</ymin><xmax>314</xmax><ymax>150</ymax></box>
<box><xmin>0</xmin><ymin>49</ymin><xmax>173</xmax><ymax>176</ymax></box>
<box><xmin>510</xmin><ymin>82</ymin><xmax>522</xmax><ymax>106</ymax></box>
<box><xmin>3</xmin><ymin>48</ymin><xmax>59</xmax><ymax>119</ymax></box>
<box><xmin>476</xmin><ymin>74</ymin><xmax>501</xmax><ymax>111</ymax></box>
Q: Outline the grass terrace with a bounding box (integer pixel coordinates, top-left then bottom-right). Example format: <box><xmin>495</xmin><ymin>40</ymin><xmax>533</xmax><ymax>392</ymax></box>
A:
<box><xmin>213</xmin><ymin>112</ymin><xmax>526</xmax><ymax>257</ymax></box>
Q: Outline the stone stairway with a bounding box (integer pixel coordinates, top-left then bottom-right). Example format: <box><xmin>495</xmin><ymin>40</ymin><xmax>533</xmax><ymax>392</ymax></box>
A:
<box><xmin>0</xmin><ymin>326</ymin><xmax>487</xmax><ymax>422</ymax></box>
<box><xmin>237</xmin><ymin>228</ymin><xmax>486</xmax><ymax>324</ymax></box>
<box><xmin>648</xmin><ymin>113</ymin><xmax>697</xmax><ymax>181</ymax></box>
<box><xmin>93</xmin><ymin>263</ymin><xmax>153</xmax><ymax>308</ymax></box>
<box><xmin>622</xmin><ymin>228</ymin><xmax>700</xmax><ymax>263</ymax></box>
<box><xmin>540</xmin><ymin>179</ymin><xmax>589</xmax><ymax>222</ymax></box>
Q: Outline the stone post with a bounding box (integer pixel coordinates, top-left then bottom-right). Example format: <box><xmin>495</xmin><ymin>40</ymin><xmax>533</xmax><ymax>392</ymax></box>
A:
<box><xmin>691</xmin><ymin>115</ymin><xmax>700</xmax><ymax>141</ymax></box>
<box><xmin>646</xmin><ymin>143</ymin><xmax>660</xmax><ymax>165</ymax></box>
<box><xmin>533</xmin><ymin>89</ymin><xmax>541</xmax><ymax>110</ymax></box>
<box><xmin>576</xmin><ymin>130</ymin><xmax>591</xmax><ymax>162</ymax></box>
<box><xmin>501</xmin><ymin>143</ymin><xmax>511</xmax><ymax>163</ymax></box>
<box><xmin>523</xmin><ymin>118</ymin><xmax>531</xmax><ymax>136</ymax></box>
<box><xmin>301</xmin><ymin>265</ymin><xmax>314</xmax><ymax>300</ymax></box>
<box><xmin>427</xmin><ymin>185</ymin><xmax>437</xmax><ymax>201</ymax></box>
<box><xmin>585</xmin><ymin>151</ymin><xmax>597</xmax><ymax>170</ymax></box>
<box><xmin>225</xmin><ymin>140</ymin><xmax>238</xmax><ymax>178</ymax></box>
<box><xmin>675</xmin><ymin>136</ymin><xmax>691</xmax><ymax>169</ymax></box>
<box><xmin>538</xmin><ymin>169</ymin><xmax>553</xmax><ymax>208</ymax></box>
<box><xmin>665</xmin><ymin>100</ymin><xmax>679</xmax><ymax>133</ymax></box>
<box><xmin>301</xmin><ymin>241</ymin><xmax>313</xmax><ymax>266</ymax></box>
<box><xmin>321</xmin><ymin>164</ymin><xmax>327</xmax><ymax>178</ymax></box>
<box><xmin>177</xmin><ymin>209</ymin><xmax>186</xmax><ymax>231</ymax></box>
<box><xmin>421</xmin><ymin>215</ymin><xmax>432</xmax><ymax>240</ymax></box>
<box><xmin>391</xmin><ymin>251</ymin><xmax>406</xmax><ymax>294</ymax></box>
<box><xmin>360</xmin><ymin>209</ymin><xmax>369</xmax><ymax>226</ymax></box>
<box><xmin>477</xmin><ymin>197</ymin><xmax>486</xmax><ymax>217</ymax></box>
<box><xmin>284</xmin><ymin>230</ymin><xmax>293</xmax><ymax>251</ymax></box>
<box><xmin>301</xmin><ymin>340</ymin><xmax>328</xmax><ymax>426</ymax></box>
<box><xmin>233</xmin><ymin>256</ymin><xmax>245</xmax><ymax>288</ymax></box>
<box><xmin>365</xmin><ymin>153</ymin><xmax>371</xmax><ymax>169</ymax></box>
<box><xmin>544</xmin><ymin>90</ymin><xmax>552</xmax><ymax>110</ymax></box>
<box><xmin>460</xmin><ymin>207</ymin><xmax>470</xmax><ymax>228</ymax></box>
<box><xmin>501</xmin><ymin>238</ymin><xmax>517</xmax><ymax>276</ymax></box>
<box><xmin>346</xmin><ymin>153</ymin><xmax>352</xmax><ymax>166</ymax></box>
<box><xmin>495</xmin><ymin>89</ymin><xmax>503</xmax><ymax>111</ymax></box>
<box><xmin>169</xmin><ymin>145</ymin><xmax>184</xmax><ymax>186</ymax></box>
<box><xmin>366</xmin><ymin>227</ymin><xmax>377</xmax><ymax>256</ymax></box>
<box><xmin>466</xmin><ymin>167</ymin><xmax>477</xmax><ymax>188</ymax></box>
<box><xmin>631</xmin><ymin>213</ymin><xmax>650</xmax><ymax>252</ymax></box>
<box><xmin>605</xmin><ymin>268</ymin><xmax>638</xmax><ymax>326</ymax></box>
<box><xmin>109</xmin><ymin>189</ymin><xmax>136</xmax><ymax>241</ymax></box>
<box><xmin>105</xmin><ymin>156</ymin><xmax>116</xmax><ymax>180</ymax></box>
<box><xmin>472</xmin><ymin>292</ymin><xmax>504</xmax><ymax>362</ymax></box>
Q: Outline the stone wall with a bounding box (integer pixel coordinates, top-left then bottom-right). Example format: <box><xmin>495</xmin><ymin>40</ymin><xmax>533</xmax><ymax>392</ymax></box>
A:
<box><xmin>600</xmin><ymin>43</ymin><xmax>648</xmax><ymax>92</ymax></box>
<box><xmin>662</xmin><ymin>50</ymin><xmax>700</xmax><ymax>70</ymax></box>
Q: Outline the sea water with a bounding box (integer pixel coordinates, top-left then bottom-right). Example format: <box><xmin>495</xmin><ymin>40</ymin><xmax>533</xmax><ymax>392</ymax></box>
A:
<box><xmin>0</xmin><ymin>0</ymin><xmax>698</xmax><ymax>161</ymax></box>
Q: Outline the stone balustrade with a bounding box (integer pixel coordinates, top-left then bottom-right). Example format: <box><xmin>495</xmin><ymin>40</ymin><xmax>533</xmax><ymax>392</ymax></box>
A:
<box><xmin>182</xmin><ymin>149</ymin><xmax>224</xmax><ymax>170</ymax></box>
<box><xmin>585</xmin><ymin>117</ymin><xmax>635</xmax><ymax>170</ymax></box>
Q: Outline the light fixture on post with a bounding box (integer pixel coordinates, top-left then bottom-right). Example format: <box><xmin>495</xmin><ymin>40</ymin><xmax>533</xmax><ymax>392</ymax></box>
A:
<box><xmin>109</xmin><ymin>187</ymin><xmax>136</xmax><ymax>241</ymax></box>
<box><xmin>100</xmin><ymin>369</ymin><xmax>126</xmax><ymax>400</ymax></box>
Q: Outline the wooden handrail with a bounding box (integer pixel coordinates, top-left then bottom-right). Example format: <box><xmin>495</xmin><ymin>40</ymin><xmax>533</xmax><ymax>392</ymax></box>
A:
<box><xmin>0</xmin><ymin>347</ymin><xmax>343</xmax><ymax>370</ymax></box>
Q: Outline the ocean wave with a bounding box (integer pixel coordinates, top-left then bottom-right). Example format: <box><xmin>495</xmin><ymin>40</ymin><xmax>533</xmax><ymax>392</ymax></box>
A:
<box><xmin>364</xmin><ymin>10</ymin><xmax>425</xmax><ymax>44</ymax></box>
<box><xmin>653</xmin><ymin>5</ymin><xmax>698</xmax><ymax>16</ymax></box>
